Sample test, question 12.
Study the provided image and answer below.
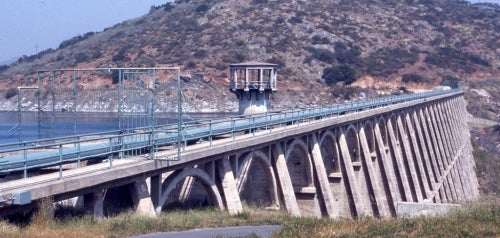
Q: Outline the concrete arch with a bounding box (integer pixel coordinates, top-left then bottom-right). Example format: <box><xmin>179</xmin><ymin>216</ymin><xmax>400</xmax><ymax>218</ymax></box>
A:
<box><xmin>388</xmin><ymin>112</ymin><xmax>399</xmax><ymax>135</ymax></box>
<box><xmin>320</xmin><ymin>130</ymin><xmax>340</xmax><ymax>174</ymax></box>
<box><xmin>285</xmin><ymin>138</ymin><xmax>314</xmax><ymax>189</ymax></box>
<box><xmin>377</xmin><ymin>116</ymin><xmax>389</xmax><ymax>146</ymax></box>
<box><xmin>363</xmin><ymin>120</ymin><xmax>376</xmax><ymax>154</ymax></box>
<box><xmin>156</xmin><ymin>168</ymin><xmax>224</xmax><ymax>213</ymax></box>
<box><xmin>345</xmin><ymin>124</ymin><xmax>360</xmax><ymax>162</ymax></box>
<box><xmin>236</xmin><ymin>150</ymin><xmax>279</xmax><ymax>206</ymax></box>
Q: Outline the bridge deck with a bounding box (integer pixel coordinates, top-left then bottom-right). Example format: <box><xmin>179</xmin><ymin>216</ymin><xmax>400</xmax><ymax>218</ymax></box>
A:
<box><xmin>1</xmin><ymin>89</ymin><xmax>460</xmax><ymax>175</ymax></box>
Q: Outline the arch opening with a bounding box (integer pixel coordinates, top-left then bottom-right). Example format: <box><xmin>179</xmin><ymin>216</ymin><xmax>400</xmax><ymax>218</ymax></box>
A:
<box><xmin>286</xmin><ymin>139</ymin><xmax>313</xmax><ymax>191</ymax></box>
<box><xmin>157</xmin><ymin>168</ymin><xmax>224</xmax><ymax>213</ymax></box>
<box><xmin>103</xmin><ymin>185</ymin><xmax>134</xmax><ymax>216</ymax></box>
<box><xmin>163</xmin><ymin>176</ymin><xmax>213</xmax><ymax>210</ymax></box>
<box><xmin>237</xmin><ymin>151</ymin><xmax>278</xmax><ymax>207</ymax></box>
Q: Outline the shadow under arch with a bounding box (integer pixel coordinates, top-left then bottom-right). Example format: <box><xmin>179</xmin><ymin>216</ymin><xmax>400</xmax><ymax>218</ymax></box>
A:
<box><xmin>319</xmin><ymin>130</ymin><xmax>340</xmax><ymax>175</ymax></box>
<box><xmin>285</xmin><ymin>138</ymin><xmax>314</xmax><ymax>190</ymax></box>
<box><xmin>363</xmin><ymin>120</ymin><xmax>376</xmax><ymax>155</ymax></box>
<box><xmin>344</xmin><ymin>124</ymin><xmax>360</xmax><ymax>163</ymax></box>
<box><xmin>236</xmin><ymin>150</ymin><xmax>279</xmax><ymax>207</ymax></box>
<box><xmin>156</xmin><ymin>168</ymin><xmax>224</xmax><ymax>213</ymax></box>
<box><xmin>376</xmin><ymin>116</ymin><xmax>389</xmax><ymax>147</ymax></box>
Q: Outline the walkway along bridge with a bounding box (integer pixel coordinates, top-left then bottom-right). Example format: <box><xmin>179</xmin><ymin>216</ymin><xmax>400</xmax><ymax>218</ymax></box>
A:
<box><xmin>0</xmin><ymin>87</ymin><xmax>478</xmax><ymax>218</ymax></box>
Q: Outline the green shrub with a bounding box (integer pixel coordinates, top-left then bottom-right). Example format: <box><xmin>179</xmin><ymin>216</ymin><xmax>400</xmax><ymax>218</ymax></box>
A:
<box><xmin>322</xmin><ymin>65</ymin><xmax>356</xmax><ymax>85</ymax></box>
<box><xmin>193</xmin><ymin>49</ymin><xmax>208</xmax><ymax>59</ymax></box>
<box><xmin>215</xmin><ymin>63</ymin><xmax>227</xmax><ymax>70</ymax></box>
<box><xmin>112</xmin><ymin>48</ymin><xmax>129</xmax><ymax>62</ymax></box>
<box><xmin>185</xmin><ymin>61</ymin><xmax>197</xmax><ymax>69</ymax></box>
<box><xmin>0</xmin><ymin>64</ymin><xmax>8</xmax><ymax>72</ymax></box>
<box><xmin>5</xmin><ymin>87</ymin><xmax>17</xmax><ymax>99</ymax></box>
<box><xmin>74</xmin><ymin>52</ymin><xmax>89</xmax><ymax>64</ymax></box>
<box><xmin>196</xmin><ymin>4</ymin><xmax>210</xmax><ymax>13</ymax></box>
<box><xmin>365</xmin><ymin>47</ymin><xmax>419</xmax><ymax>77</ymax></box>
<box><xmin>311</xmin><ymin>35</ymin><xmax>330</xmax><ymax>45</ymax></box>
<box><xmin>402</xmin><ymin>73</ymin><xmax>424</xmax><ymax>83</ymax></box>
<box><xmin>493</xmin><ymin>125</ymin><xmax>500</xmax><ymax>133</ymax></box>
<box><xmin>333</xmin><ymin>41</ymin><xmax>361</xmax><ymax>65</ymax></box>
<box><xmin>441</xmin><ymin>75</ymin><xmax>462</xmax><ymax>88</ymax></box>
<box><xmin>306</xmin><ymin>47</ymin><xmax>335</xmax><ymax>64</ymax></box>
<box><xmin>424</xmin><ymin>47</ymin><xmax>490</xmax><ymax>73</ymax></box>
<box><xmin>288</xmin><ymin>12</ymin><xmax>305</xmax><ymax>24</ymax></box>
<box><xmin>58</xmin><ymin>32</ymin><xmax>94</xmax><ymax>49</ymax></box>
<box><xmin>164</xmin><ymin>3</ymin><xmax>174</xmax><ymax>12</ymax></box>
<box><xmin>275</xmin><ymin>17</ymin><xmax>285</xmax><ymax>24</ymax></box>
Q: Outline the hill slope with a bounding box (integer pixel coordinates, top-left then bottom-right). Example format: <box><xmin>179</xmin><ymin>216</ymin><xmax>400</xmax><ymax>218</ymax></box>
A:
<box><xmin>0</xmin><ymin>0</ymin><xmax>498</xmax><ymax>111</ymax></box>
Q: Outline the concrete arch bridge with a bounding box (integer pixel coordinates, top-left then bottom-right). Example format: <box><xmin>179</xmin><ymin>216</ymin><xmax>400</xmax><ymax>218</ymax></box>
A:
<box><xmin>0</xmin><ymin>89</ymin><xmax>478</xmax><ymax>218</ymax></box>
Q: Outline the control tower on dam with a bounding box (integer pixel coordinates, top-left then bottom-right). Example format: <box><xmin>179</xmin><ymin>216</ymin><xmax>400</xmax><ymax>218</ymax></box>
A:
<box><xmin>229</xmin><ymin>62</ymin><xmax>278</xmax><ymax>115</ymax></box>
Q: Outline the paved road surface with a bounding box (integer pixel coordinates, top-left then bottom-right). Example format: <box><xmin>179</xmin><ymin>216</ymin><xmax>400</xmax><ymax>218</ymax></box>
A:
<box><xmin>131</xmin><ymin>225</ymin><xmax>282</xmax><ymax>238</ymax></box>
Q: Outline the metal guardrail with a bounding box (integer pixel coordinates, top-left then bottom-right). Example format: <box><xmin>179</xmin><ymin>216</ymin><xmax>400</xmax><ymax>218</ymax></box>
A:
<box><xmin>0</xmin><ymin>89</ymin><xmax>462</xmax><ymax>179</ymax></box>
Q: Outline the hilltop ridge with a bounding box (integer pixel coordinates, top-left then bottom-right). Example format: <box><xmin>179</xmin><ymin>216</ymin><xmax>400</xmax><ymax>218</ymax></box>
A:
<box><xmin>0</xmin><ymin>0</ymin><xmax>498</xmax><ymax>112</ymax></box>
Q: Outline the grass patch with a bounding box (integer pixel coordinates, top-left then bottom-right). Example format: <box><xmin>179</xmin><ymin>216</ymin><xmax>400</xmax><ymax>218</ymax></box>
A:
<box><xmin>275</xmin><ymin>204</ymin><xmax>499</xmax><ymax>237</ymax></box>
<box><xmin>0</xmin><ymin>203</ymin><xmax>498</xmax><ymax>237</ymax></box>
<box><xmin>0</xmin><ymin>206</ymin><xmax>287</xmax><ymax>238</ymax></box>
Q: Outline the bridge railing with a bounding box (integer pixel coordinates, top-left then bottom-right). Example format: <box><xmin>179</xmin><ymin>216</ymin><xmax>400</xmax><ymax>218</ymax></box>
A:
<box><xmin>0</xmin><ymin>88</ymin><xmax>462</xmax><ymax>179</ymax></box>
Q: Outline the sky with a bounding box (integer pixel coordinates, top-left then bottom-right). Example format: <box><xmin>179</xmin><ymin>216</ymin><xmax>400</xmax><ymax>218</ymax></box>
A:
<box><xmin>0</xmin><ymin>0</ymin><xmax>498</xmax><ymax>64</ymax></box>
<box><xmin>0</xmin><ymin>0</ymin><xmax>169</xmax><ymax>64</ymax></box>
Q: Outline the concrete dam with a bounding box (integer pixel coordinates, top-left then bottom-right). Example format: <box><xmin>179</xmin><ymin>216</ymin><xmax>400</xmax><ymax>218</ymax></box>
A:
<box><xmin>0</xmin><ymin>65</ymin><xmax>478</xmax><ymax>218</ymax></box>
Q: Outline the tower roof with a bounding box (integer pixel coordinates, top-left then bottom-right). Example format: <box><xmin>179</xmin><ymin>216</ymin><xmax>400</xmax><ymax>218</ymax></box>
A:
<box><xmin>229</xmin><ymin>61</ymin><xmax>278</xmax><ymax>68</ymax></box>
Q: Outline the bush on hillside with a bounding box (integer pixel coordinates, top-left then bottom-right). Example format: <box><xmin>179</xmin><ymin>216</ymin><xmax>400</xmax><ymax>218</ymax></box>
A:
<box><xmin>322</xmin><ymin>65</ymin><xmax>356</xmax><ymax>85</ymax></box>
<box><xmin>222</xmin><ymin>52</ymin><xmax>246</xmax><ymax>63</ymax></box>
<box><xmin>185</xmin><ymin>61</ymin><xmax>197</xmax><ymax>69</ymax></box>
<box><xmin>365</xmin><ymin>47</ymin><xmax>419</xmax><ymax>77</ymax></box>
<box><xmin>193</xmin><ymin>49</ymin><xmax>208</xmax><ymax>59</ymax></box>
<box><xmin>112</xmin><ymin>48</ymin><xmax>129</xmax><ymax>62</ymax></box>
<box><xmin>5</xmin><ymin>87</ymin><xmax>17</xmax><ymax>99</ymax></box>
<box><xmin>333</xmin><ymin>41</ymin><xmax>361</xmax><ymax>65</ymax></box>
<box><xmin>164</xmin><ymin>3</ymin><xmax>175</xmax><ymax>12</ymax></box>
<box><xmin>58</xmin><ymin>32</ymin><xmax>95</xmax><ymax>49</ymax></box>
<box><xmin>311</xmin><ymin>35</ymin><xmax>330</xmax><ymax>45</ymax></box>
<box><xmin>0</xmin><ymin>64</ymin><xmax>8</xmax><ymax>72</ymax></box>
<box><xmin>441</xmin><ymin>75</ymin><xmax>462</xmax><ymax>88</ymax></box>
<box><xmin>196</xmin><ymin>4</ymin><xmax>210</xmax><ymax>13</ymax></box>
<box><xmin>306</xmin><ymin>47</ymin><xmax>335</xmax><ymax>64</ymax></box>
<box><xmin>215</xmin><ymin>63</ymin><xmax>227</xmax><ymax>70</ymax></box>
<box><xmin>402</xmin><ymin>73</ymin><xmax>424</xmax><ymax>83</ymax></box>
<box><xmin>74</xmin><ymin>52</ymin><xmax>89</xmax><ymax>64</ymax></box>
<box><xmin>424</xmin><ymin>47</ymin><xmax>490</xmax><ymax>73</ymax></box>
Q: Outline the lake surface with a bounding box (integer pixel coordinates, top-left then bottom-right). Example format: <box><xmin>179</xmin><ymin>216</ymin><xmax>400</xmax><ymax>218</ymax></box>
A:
<box><xmin>0</xmin><ymin>111</ymin><xmax>233</xmax><ymax>145</ymax></box>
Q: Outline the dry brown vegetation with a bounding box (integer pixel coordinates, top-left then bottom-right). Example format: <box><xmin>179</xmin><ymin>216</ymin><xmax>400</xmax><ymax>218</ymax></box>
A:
<box><xmin>0</xmin><ymin>202</ymin><xmax>498</xmax><ymax>238</ymax></box>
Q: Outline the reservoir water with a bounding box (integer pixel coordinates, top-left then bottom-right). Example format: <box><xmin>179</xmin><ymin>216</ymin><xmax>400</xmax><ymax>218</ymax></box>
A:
<box><xmin>0</xmin><ymin>111</ymin><xmax>233</xmax><ymax>145</ymax></box>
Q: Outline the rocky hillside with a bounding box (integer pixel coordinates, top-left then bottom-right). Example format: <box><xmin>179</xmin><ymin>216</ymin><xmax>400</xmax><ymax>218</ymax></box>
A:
<box><xmin>0</xmin><ymin>0</ymin><xmax>498</xmax><ymax>112</ymax></box>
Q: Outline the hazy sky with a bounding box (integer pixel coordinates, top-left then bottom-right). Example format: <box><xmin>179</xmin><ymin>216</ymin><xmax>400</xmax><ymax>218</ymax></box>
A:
<box><xmin>0</xmin><ymin>0</ymin><xmax>498</xmax><ymax>64</ymax></box>
<box><xmin>0</xmin><ymin>0</ymin><xmax>169</xmax><ymax>64</ymax></box>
